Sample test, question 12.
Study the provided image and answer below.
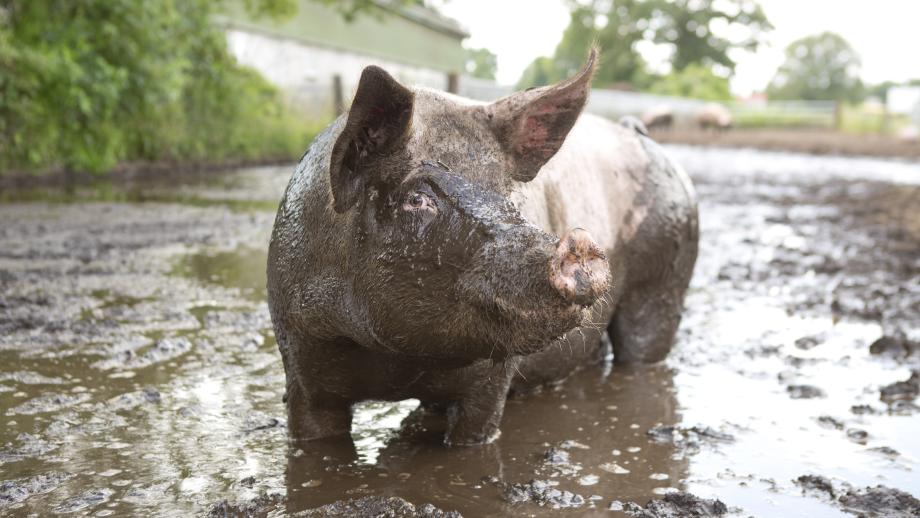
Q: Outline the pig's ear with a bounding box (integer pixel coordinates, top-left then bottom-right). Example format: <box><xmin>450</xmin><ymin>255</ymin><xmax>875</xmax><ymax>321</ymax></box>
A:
<box><xmin>489</xmin><ymin>47</ymin><xmax>596</xmax><ymax>182</ymax></box>
<box><xmin>330</xmin><ymin>66</ymin><xmax>414</xmax><ymax>213</ymax></box>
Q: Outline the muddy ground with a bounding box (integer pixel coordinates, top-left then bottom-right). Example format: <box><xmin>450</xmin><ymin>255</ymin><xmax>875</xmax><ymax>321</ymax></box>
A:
<box><xmin>653</xmin><ymin>128</ymin><xmax>920</xmax><ymax>160</ymax></box>
<box><xmin>1</xmin><ymin>146</ymin><xmax>918</xmax><ymax>517</ymax></box>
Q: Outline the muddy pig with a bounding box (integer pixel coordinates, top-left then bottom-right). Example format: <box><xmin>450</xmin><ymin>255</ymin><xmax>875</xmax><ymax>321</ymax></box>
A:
<box><xmin>695</xmin><ymin>102</ymin><xmax>732</xmax><ymax>131</ymax></box>
<box><xmin>267</xmin><ymin>49</ymin><xmax>698</xmax><ymax>445</ymax></box>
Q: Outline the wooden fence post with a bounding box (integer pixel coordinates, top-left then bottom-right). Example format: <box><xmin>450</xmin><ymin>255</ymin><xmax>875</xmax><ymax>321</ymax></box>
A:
<box><xmin>446</xmin><ymin>72</ymin><xmax>458</xmax><ymax>94</ymax></box>
<box><xmin>333</xmin><ymin>74</ymin><xmax>345</xmax><ymax>116</ymax></box>
<box><xmin>833</xmin><ymin>101</ymin><xmax>843</xmax><ymax>130</ymax></box>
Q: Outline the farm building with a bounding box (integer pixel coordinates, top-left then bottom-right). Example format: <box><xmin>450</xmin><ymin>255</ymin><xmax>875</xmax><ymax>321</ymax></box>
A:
<box><xmin>888</xmin><ymin>86</ymin><xmax>920</xmax><ymax>125</ymax></box>
<box><xmin>215</xmin><ymin>0</ymin><xmax>469</xmax><ymax>118</ymax></box>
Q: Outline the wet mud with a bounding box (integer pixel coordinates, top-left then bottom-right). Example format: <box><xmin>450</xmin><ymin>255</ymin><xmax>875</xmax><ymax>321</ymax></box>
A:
<box><xmin>1</xmin><ymin>148</ymin><xmax>919</xmax><ymax>516</ymax></box>
<box><xmin>618</xmin><ymin>491</ymin><xmax>729</xmax><ymax>517</ymax></box>
<box><xmin>652</xmin><ymin>128</ymin><xmax>920</xmax><ymax>160</ymax></box>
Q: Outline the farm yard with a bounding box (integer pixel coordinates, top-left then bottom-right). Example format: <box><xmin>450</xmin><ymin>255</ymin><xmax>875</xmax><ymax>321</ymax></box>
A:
<box><xmin>2</xmin><ymin>146</ymin><xmax>918</xmax><ymax>516</ymax></box>
<box><xmin>2</xmin><ymin>1</ymin><xmax>920</xmax><ymax>517</ymax></box>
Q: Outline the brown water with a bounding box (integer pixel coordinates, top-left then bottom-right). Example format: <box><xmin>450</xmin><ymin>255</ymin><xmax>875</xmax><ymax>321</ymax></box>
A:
<box><xmin>1</xmin><ymin>147</ymin><xmax>919</xmax><ymax>517</ymax></box>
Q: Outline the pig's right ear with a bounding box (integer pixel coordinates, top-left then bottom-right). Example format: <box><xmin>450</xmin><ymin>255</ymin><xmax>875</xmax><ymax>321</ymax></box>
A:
<box><xmin>329</xmin><ymin>66</ymin><xmax>415</xmax><ymax>213</ymax></box>
<box><xmin>488</xmin><ymin>48</ymin><xmax>596</xmax><ymax>182</ymax></box>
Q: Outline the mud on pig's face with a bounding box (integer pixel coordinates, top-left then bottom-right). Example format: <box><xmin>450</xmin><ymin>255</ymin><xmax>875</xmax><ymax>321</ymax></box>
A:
<box><xmin>327</xmin><ymin>50</ymin><xmax>609</xmax><ymax>359</ymax></box>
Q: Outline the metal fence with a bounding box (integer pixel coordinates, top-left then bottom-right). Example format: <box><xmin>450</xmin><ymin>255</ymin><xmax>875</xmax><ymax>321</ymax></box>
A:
<box><xmin>460</xmin><ymin>77</ymin><xmax>843</xmax><ymax>129</ymax></box>
<box><xmin>729</xmin><ymin>100</ymin><xmax>838</xmax><ymax>129</ymax></box>
<box><xmin>293</xmin><ymin>73</ymin><xmax>843</xmax><ymax>130</ymax></box>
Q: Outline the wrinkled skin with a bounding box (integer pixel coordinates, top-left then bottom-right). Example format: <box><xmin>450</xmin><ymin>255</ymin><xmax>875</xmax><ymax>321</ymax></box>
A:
<box><xmin>267</xmin><ymin>50</ymin><xmax>698</xmax><ymax>445</ymax></box>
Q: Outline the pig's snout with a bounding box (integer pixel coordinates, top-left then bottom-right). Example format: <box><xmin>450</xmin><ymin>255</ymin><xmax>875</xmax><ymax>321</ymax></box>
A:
<box><xmin>549</xmin><ymin>228</ymin><xmax>610</xmax><ymax>306</ymax></box>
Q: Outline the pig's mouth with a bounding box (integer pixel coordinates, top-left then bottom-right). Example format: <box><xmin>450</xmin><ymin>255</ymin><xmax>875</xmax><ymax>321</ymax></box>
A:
<box><xmin>491</xmin><ymin>295</ymin><xmax>584</xmax><ymax>322</ymax></box>
<box><xmin>464</xmin><ymin>293</ymin><xmax>591</xmax><ymax>357</ymax></box>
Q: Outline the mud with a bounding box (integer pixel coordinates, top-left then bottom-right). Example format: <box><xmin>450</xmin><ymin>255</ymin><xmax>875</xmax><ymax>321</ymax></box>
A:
<box><xmin>838</xmin><ymin>485</ymin><xmax>920</xmax><ymax>518</ymax></box>
<box><xmin>620</xmin><ymin>491</ymin><xmax>729</xmax><ymax>517</ymax></box>
<box><xmin>869</xmin><ymin>334</ymin><xmax>920</xmax><ymax>360</ymax></box>
<box><xmin>208</xmin><ymin>492</ymin><xmax>283</xmax><ymax>517</ymax></box>
<box><xmin>645</xmin><ymin>425</ymin><xmax>734</xmax><ymax>456</ymax></box>
<box><xmin>795</xmin><ymin>475</ymin><xmax>836</xmax><ymax>498</ymax></box>
<box><xmin>794</xmin><ymin>474</ymin><xmax>920</xmax><ymax>518</ymax></box>
<box><xmin>879</xmin><ymin>371</ymin><xmax>920</xmax><ymax>401</ymax></box>
<box><xmin>652</xmin><ymin>128</ymin><xmax>920</xmax><ymax>160</ymax></box>
<box><xmin>1</xmin><ymin>148</ymin><xmax>919</xmax><ymax>516</ymax></box>
<box><xmin>501</xmin><ymin>479</ymin><xmax>587</xmax><ymax>509</ymax></box>
<box><xmin>297</xmin><ymin>496</ymin><xmax>462</xmax><ymax>517</ymax></box>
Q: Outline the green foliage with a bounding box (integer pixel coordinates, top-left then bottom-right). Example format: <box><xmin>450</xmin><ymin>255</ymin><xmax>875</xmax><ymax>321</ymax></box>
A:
<box><xmin>0</xmin><ymin>0</ymin><xmax>315</xmax><ymax>175</ymax></box>
<box><xmin>838</xmin><ymin>104</ymin><xmax>907</xmax><ymax>135</ymax></box>
<box><xmin>866</xmin><ymin>81</ymin><xmax>898</xmax><ymax>103</ymax></box>
<box><xmin>517</xmin><ymin>0</ymin><xmax>771</xmax><ymax>90</ymax></box>
<box><xmin>646</xmin><ymin>0</ymin><xmax>772</xmax><ymax>72</ymax></box>
<box><xmin>517</xmin><ymin>57</ymin><xmax>560</xmax><ymax>90</ymax></box>
<box><xmin>241</xmin><ymin>0</ymin><xmax>299</xmax><ymax>19</ymax></box>
<box><xmin>767</xmin><ymin>32</ymin><xmax>864</xmax><ymax>103</ymax></box>
<box><xmin>518</xmin><ymin>0</ymin><xmax>652</xmax><ymax>89</ymax></box>
<box><xmin>732</xmin><ymin>110</ymin><xmax>834</xmax><ymax>129</ymax></box>
<box><xmin>310</xmin><ymin>0</ymin><xmax>424</xmax><ymax>21</ymax></box>
<box><xmin>464</xmin><ymin>47</ymin><xmax>498</xmax><ymax>80</ymax></box>
<box><xmin>866</xmin><ymin>79</ymin><xmax>920</xmax><ymax>103</ymax></box>
<box><xmin>648</xmin><ymin>64</ymin><xmax>731</xmax><ymax>101</ymax></box>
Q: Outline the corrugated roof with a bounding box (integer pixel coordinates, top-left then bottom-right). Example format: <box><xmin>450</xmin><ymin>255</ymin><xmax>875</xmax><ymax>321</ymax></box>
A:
<box><xmin>217</xmin><ymin>0</ymin><xmax>468</xmax><ymax>73</ymax></box>
<box><xmin>376</xmin><ymin>0</ymin><xmax>469</xmax><ymax>39</ymax></box>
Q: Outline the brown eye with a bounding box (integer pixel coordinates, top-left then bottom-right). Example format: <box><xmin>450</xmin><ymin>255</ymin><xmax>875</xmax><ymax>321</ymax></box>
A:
<box><xmin>402</xmin><ymin>191</ymin><xmax>435</xmax><ymax>213</ymax></box>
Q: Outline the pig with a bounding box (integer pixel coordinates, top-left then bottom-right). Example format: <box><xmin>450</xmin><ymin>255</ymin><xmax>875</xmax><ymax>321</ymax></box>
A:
<box><xmin>695</xmin><ymin>102</ymin><xmax>732</xmax><ymax>131</ymax></box>
<box><xmin>641</xmin><ymin>104</ymin><xmax>674</xmax><ymax>131</ymax></box>
<box><xmin>267</xmin><ymin>49</ymin><xmax>698</xmax><ymax>446</ymax></box>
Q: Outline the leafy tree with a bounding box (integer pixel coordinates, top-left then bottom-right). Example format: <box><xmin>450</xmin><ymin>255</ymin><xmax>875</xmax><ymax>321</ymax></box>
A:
<box><xmin>517</xmin><ymin>57</ymin><xmax>559</xmax><ymax>90</ymax></box>
<box><xmin>767</xmin><ymin>32</ymin><xmax>864</xmax><ymax>102</ymax></box>
<box><xmin>242</xmin><ymin>0</ymin><xmax>299</xmax><ymax>19</ymax></box>
<box><xmin>867</xmin><ymin>81</ymin><xmax>899</xmax><ymax>103</ymax></box>
<box><xmin>464</xmin><ymin>47</ymin><xmax>498</xmax><ymax>80</ymax></box>
<box><xmin>0</xmin><ymin>0</ymin><xmax>310</xmax><ymax>174</ymax></box>
<box><xmin>517</xmin><ymin>0</ymin><xmax>770</xmax><ymax>89</ymax></box>
<box><xmin>646</xmin><ymin>0</ymin><xmax>772</xmax><ymax>72</ymax></box>
<box><xmin>311</xmin><ymin>0</ymin><xmax>429</xmax><ymax>21</ymax></box>
<box><xmin>517</xmin><ymin>0</ymin><xmax>651</xmax><ymax>89</ymax></box>
<box><xmin>648</xmin><ymin>63</ymin><xmax>731</xmax><ymax>100</ymax></box>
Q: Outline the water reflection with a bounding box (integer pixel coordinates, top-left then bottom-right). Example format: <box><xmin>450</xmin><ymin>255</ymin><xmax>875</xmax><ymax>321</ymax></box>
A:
<box><xmin>285</xmin><ymin>361</ymin><xmax>686</xmax><ymax>516</ymax></box>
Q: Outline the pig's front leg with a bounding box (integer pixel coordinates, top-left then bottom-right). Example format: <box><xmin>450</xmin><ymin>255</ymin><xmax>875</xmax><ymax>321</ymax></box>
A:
<box><xmin>285</xmin><ymin>381</ymin><xmax>353</xmax><ymax>442</ymax></box>
<box><xmin>444</xmin><ymin>359</ymin><xmax>517</xmax><ymax>446</ymax></box>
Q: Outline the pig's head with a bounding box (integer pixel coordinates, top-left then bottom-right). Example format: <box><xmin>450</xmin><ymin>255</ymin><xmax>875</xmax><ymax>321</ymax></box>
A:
<box><xmin>328</xmin><ymin>49</ymin><xmax>609</xmax><ymax>360</ymax></box>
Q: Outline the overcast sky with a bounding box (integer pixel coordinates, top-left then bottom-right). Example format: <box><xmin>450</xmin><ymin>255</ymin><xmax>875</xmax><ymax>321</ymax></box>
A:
<box><xmin>435</xmin><ymin>0</ymin><xmax>920</xmax><ymax>95</ymax></box>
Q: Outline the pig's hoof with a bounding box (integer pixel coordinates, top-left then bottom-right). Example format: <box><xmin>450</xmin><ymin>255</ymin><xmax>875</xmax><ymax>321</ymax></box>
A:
<box><xmin>444</xmin><ymin>428</ymin><xmax>501</xmax><ymax>447</ymax></box>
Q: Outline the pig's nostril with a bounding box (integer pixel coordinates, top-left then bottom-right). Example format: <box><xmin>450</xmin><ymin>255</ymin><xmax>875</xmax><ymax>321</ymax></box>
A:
<box><xmin>549</xmin><ymin>228</ymin><xmax>610</xmax><ymax>306</ymax></box>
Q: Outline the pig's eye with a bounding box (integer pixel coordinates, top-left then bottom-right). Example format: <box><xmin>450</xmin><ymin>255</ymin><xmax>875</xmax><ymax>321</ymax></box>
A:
<box><xmin>402</xmin><ymin>191</ymin><xmax>436</xmax><ymax>213</ymax></box>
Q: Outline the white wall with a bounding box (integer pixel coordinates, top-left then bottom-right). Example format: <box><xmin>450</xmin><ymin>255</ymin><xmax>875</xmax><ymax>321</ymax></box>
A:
<box><xmin>226</xmin><ymin>28</ymin><xmax>451</xmax><ymax>118</ymax></box>
<box><xmin>225</xmin><ymin>29</ymin><xmax>734</xmax><ymax>127</ymax></box>
<box><xmin>887</xmin><ymin>87</ymin><xmax>920</xmax><ymax>125</ymax></box>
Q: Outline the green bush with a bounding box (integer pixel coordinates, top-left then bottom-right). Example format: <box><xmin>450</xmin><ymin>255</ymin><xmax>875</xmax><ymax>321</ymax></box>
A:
<box><xmin>732</xmin><ymin>110</ymin><xmax>834</xmax><ymax>129</ymax></box>
<box><xmin>0</xmin><ymin>0</ymin><xmax>316</xmax><ymax>176</ymax></box>
<box><xmin>837</xmin><ymin>105</ymin><xmax>908</xmax><ymax>135</ymax></box>
<box><xmin>647</xmin><ymin>64</ymin><xmax>731</xmax><ymax>101</ymax></box>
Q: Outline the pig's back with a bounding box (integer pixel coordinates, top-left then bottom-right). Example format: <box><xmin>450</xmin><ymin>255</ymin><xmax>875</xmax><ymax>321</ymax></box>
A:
<box><xmin>511</xmin><ymin>113</ymin><xmax>691</xmax><ymax>255</ymax></box>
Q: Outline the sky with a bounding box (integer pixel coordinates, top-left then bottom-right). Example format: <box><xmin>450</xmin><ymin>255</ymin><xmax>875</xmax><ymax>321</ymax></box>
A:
<box><xmin>435</xmin><ymin>0</ymin><xmax>920</xmax><ymax>96</ymax></box>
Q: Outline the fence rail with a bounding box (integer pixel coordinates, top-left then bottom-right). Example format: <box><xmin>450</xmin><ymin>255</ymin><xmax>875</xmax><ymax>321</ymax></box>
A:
<box><xmin>730</xmin><ymin>100</ymin><xmax>838</xmax><ymax>129</ymax></box>
<box><xmin>291</xmin><ymin>73</ymin><xmax>847</xmax><ymax>130</ymax></box>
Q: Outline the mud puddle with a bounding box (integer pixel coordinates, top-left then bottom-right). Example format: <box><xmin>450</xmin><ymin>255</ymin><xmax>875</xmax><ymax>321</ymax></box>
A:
<box><xmin>1</xmin><ymin>152</ymin><xmax>918</xmax><ymax>516</ymax></box>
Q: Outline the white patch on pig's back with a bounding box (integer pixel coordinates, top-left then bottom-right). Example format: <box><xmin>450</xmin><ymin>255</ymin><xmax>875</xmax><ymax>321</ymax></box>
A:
<box><xmin>510</xmin><ymin>114</ymin><xmax>650</xmax><ymax>252</ymax></box>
